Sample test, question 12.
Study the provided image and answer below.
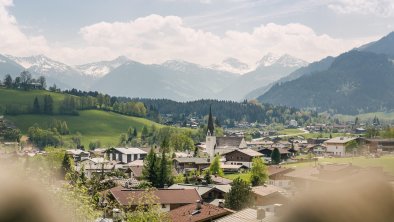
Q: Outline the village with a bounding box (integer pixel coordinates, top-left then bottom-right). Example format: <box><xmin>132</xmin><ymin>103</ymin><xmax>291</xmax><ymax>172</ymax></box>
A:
<box><xmin>1</xmin><ymin>109</ymin><xmax>394</xmax><ymax>222</ymax></box>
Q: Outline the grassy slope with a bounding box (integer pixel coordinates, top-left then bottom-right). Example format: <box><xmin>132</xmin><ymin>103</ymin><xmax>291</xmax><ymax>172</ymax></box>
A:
<box><xmin>0</xmin><ymin>88</ymin><xmax>66</xmax><ymax>112</ymax></box>
<box><xmin>0</xmin><ymin>88</ymin><xmax>163</xmax><ymax>147</ymax></box>
<box><xmin>7</xmin><ymin>110</ymin><xmax>161</xmax><ymax>147</ymax></box>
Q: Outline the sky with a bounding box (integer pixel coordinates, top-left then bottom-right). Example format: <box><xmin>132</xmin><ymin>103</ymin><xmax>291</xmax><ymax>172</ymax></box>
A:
<box><xmin>1</xmin><ymin>0</ymin><xmax>393</xmax><ymax>66</ymax></box>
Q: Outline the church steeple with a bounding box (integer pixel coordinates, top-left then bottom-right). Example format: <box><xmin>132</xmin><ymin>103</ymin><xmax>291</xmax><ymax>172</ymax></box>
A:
<box><xmin>207</xmin><ymin>105</ymin><xmax>214</xmax><ymax>136</ymax></box>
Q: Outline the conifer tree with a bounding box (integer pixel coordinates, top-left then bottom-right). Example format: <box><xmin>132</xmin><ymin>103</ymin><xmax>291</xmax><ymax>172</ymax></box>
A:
<box><xmin>33</xmin><ymin>96</ymin><xmax>40</xmax><ymax>114</ymax></box>
<box><xmin>271</xmin><ymin>148</ymin><xmax>281</xmax><ymax>164</ymax></box>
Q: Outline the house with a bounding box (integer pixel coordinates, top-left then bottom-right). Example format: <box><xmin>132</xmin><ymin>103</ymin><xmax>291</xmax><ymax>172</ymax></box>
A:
<box><xmin>246</xmin><ymin>140</ymin><xmax>273</xmax><ymax>148</ymax></box>
<box><xmin>169</xmin><ymin>184</ymin><xmax>231</xmax><ymax>203</ymax></box>
<box><xmin>89</xmin><ymin>148</ymin><xmax>107</xmax><ymax>157</ymax></box>
<box><xmin>359</xmin><ymin>138</ymin><xmax>394</xmax><ymax>153</ymax></box>
<box><xmin>76</xmin><ymin>159</ymin><xmax>121</xmax><ymax>178</ymax></box>
<box><xmin>108</xmin><ymin>186</ymin><xmax>201</xmax><ymax>212</ymax></box>
<box><xmin>324</xmin><ymin>137</ymin><xmax>357</xmax><ymax>156</ymax></box>
<box><xmin>173</xmin><ymin>157</ymin><xmax>211</xmax><ymax>173</ymax></box>
<box><xmin>306</xmin><ymin>144</ymin><xmax>327</xmax><ymax>155</ymax></box>
<box><xmin>222</xmin><ymin>148</ymin><xmax>262</xmax><ymax>168</ymax></box>
<box><xmin>66</xmin><ymin>149</ymin><xmax>90</xmax><ymax>162</ymax></box>
<box><xmin>355</xmin><ymin>127</ymin><xmax>366</xmax><ymax>134</ymax></box>
<box><xmin>266</xmin><ymin>166</ymin><xmax>294</xmax><ymax>189</ymax></box>
<box><xmin>106</xmin><ymin>147</ymin><xmax>147</xmax><ymax>163</ymax></box>
<box><xmin>169</xmin><ymin>201</ymin><xmax>232</xmax><ymax>222</ymax></box>
<box><xmin>214</xmin><ymin>206</ymin><xmax>280</xmax><ymax>222</ymax></box>
<box><xmin>125</xmin><ymin>165</ymin><xmax>144</xmax><ymax>179</ymax></box>
<box><xmin>220</xmin><ymin>163</ymin><xmax>249</xmax><ymax>173</ymax></box>
<box><xmin>258</xmin><ymin>148</ymin><xmax>290</xmax><ymax>160</ymax></box>
<box><xmin>283</xmin><ymin>163</ymin><xmax>363</xmax><ymax>190</ymax></box>
<box><xmin>307</xmin><ymin>138</ymin><xmax>329</xmax><ymax>145</ymax></box>
<box><xmin>252</xmin><ymin>185</ymin><xmax>289</xmax><ymax>208</ymax></box>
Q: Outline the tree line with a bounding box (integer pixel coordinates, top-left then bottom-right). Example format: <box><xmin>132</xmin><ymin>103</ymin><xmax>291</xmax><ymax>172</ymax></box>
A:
<box><xmin>2</xmin><ymin>71</ymin><xmax>46</xmax><ymax>90</ymax></box>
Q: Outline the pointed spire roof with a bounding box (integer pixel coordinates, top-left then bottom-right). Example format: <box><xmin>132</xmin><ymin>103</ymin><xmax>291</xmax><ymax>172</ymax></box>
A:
<box><xmin>207</xmin><ymin>105</ymin><xmax>214</xmax><ymax>136</ymax></box>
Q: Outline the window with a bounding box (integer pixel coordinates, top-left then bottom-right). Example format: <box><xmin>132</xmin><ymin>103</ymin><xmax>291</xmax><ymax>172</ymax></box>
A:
<box><xmin>162</xmin><ymin>204</ymin><xmax>166</xmax><ymax>208</ymax></box>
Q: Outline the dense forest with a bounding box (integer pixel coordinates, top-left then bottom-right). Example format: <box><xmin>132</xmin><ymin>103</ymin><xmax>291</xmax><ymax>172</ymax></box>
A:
<box><xmin>132</xmin><ymin>98</ymin><xmax>316</xmax><ymax>125</ymax></box>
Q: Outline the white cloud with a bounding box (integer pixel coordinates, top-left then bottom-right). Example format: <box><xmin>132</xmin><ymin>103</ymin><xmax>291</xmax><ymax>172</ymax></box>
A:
<box><xmin>77</xmin><ymin>14</ymin><xmax>373</xmax><ymax>66</ymax></box>
<box><xmin>328</xmin><ymin>0</ymin><xmax>394</xmax><ymax>17</ymax></box>
<box><xmin>0</xmin><ymin>1</ymin><xmax>377</xmax><ymax>66</ymax></box>
<box><xmin>0</xmin><ymin>0</ymin><xmax>49</xmax><ymax>56</ymax></box>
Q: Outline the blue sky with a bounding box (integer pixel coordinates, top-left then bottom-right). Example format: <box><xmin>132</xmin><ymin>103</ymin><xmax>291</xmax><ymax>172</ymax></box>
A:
<box><xmin>1</xmin><ymin>0</ymin><xmax>393</xmax><ymax>65</ymax></box>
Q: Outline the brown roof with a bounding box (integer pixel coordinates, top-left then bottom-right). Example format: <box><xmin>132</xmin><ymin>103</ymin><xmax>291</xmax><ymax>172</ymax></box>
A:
<box><xmin>252</xmin><ymin>184</ymin><xmax>288</xmax><ymax>197</ymax></box>
<box><xmin>110</xmin><ymin>187</ymin><xmax>201</xmax><ymax>206</ymax></box>
<box><xmin>169</xmin><ymin>203</ymin><xmax>232</xmax><ymax>222</ymax></box>
<box><xmin>224</xmin><ymin>148</ymin><xmax>262</xmax><ymax>157</ymax></box>
<box><xmin>129</xmin><ymin>166</ymin><xmax>143</xmax><ymax>178</ymax></box>
<box><xmin>267</xmin><ymin>166</ymin><xmax>294</xmax><ymax>176</ymax></box>
<box><xmin>216</xmin><ymin>137</ymin><xmax>243</xmax><ymax>148</ymax></box>
<box><xmin>210</xmin><ymin>176</ymin><xmax>233</xmax><ymax>185</ymax></box>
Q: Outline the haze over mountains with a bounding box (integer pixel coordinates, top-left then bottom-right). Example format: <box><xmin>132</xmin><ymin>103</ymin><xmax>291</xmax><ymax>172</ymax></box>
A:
<box><xmin>0</xmin><ymin>52</ymin><xmax>307</xmax><ymax>102</ymax></box>
<box><xmin>258</xmin><ymin>32</ymin><xmax>394</xmax><ymax>114</ymax></box>
<box><xmin>2</xmin><ymin>31</ymin><xmax>394</xmax><ymax>114</ymax></box>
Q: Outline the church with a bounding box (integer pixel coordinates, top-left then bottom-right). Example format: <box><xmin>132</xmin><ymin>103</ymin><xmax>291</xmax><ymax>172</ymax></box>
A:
<box><xmin>205</xmin><ymin>106</ymin><xmax>247</xmax><ymax>157</ymax></box>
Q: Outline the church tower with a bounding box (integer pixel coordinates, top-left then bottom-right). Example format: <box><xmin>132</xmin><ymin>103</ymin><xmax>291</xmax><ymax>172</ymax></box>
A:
<box><xmin>206</xmin><ymin>105</ymin><xmax>216</xmax><ymax>158</ymax></box>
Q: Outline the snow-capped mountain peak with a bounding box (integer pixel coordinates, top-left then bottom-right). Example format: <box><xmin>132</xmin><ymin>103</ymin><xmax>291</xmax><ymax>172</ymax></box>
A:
<box><xmin>6</xmin><ymin>54</ymin><xmax>72</xmax><ymax>73</ymax></box>
<box><xmin>162</xmin><ymin>59</ymin><xmax>204</xmax><ymax>72</ymax></box>
<box><xmin>76</xmin><ymin>56</ymin><xmax>132</xmax><ymax>77</ymax></box>
<box><xmin>256</xmin><ymin>53</ymin><xmax>308</xmax><ymax>68</ymax></box>
<box><xmin>256</xmin><ymin>53</ymin><xmax>281</xmax><ymax>67</ymax></box>
<box><xmin>275</xmin><ymin>54</ymin><xmax>308</xmax><ymax>67</ymax></box>
<box><xmin>210</xmin><ymin>57</ymin><xmax>250</xmax><ymax>74</ymax></box>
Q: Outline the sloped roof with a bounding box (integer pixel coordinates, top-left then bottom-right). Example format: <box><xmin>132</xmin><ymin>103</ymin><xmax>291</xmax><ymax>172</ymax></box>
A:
<box><xmin>224</xmin><ymin>148</ymin><xmax>263</xmax><ymax>157</ymax></box>
<box><xmin>215</xmin><ymin>208</ymin><xmax>277</xmax><ymax>222</ymax></box>
<box><xmin>216</xmin><ymin>137</ymin><xmax>243</xmax><ymax>148</ymax></box>
<box><xmin>110</xmin><ymin>187</ymin><xmax>201</xmax><ymax>206</ymax></box>
<box><xmin>324</xmin><ymin>137</ymin><xmax>356</xmax><ymax>144</ymax></box>
<box><xmin>169</xmin><ymin>203</ymin><xmax>231</xmax><ymax>222</ymax></box>
<box><xmin>66</xmin><ymin>149</ymin><xmax>89</xmax><ymax>155</ymax></box>
<box><xmin>238</xmin><ymin>148</ymin><xmax>263</xmax><ymax>157</ymax></box>
<box><xmin>129</xmin><ymin>165</ymin><xmax>143</xmax><ymax>178</ymax></box>
<box><xmin>211</xmin><ymin>176</ymin><xmax>232</xmax><ymax>185</ymax></box>
<box><xmin>113</xmin><ymin>147</ymin><xmax>147</xmax><ymax>155</ymax></box>
<box><xmin>174</xmin><ymin>157</ymin><xmax>210</xmax><ymax>164</ymax></box>
<box><xmin>252</xmin><ymin>185</ymin><xmax>288</xmax><ymax>197</ymax></box>
<box><xmin>267</xmin><ymin>166</ymin><xmax>294</xmax><ymax>176</ymax></box>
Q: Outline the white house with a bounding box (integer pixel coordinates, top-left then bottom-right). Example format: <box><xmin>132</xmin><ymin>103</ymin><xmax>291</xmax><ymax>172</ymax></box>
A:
<box><xmin>106</xmin><ymin>147</ymin><xmax>147</xmax><ymax>163</ymax></box>
<box><xmin>324</xmin><ymin>137</ymin><xmax>357</xmax><ymax>156</ymax></box>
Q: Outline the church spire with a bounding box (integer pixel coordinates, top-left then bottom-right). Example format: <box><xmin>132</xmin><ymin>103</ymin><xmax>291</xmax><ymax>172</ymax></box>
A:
<box><xmin>207</xmin><ymin>105</ymin><xmax>214</xmax><ymax>136</ymax></box>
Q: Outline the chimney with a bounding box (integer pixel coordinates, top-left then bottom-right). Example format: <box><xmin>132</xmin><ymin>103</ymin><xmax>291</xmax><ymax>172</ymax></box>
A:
<box><xmin>256</xmin><ymin>208</ymin><xmax>266</xmax><ymax>220</ymax></box>
<box><xmin>218</xmin><ymin>201</ymin><xmax>224</xmax><ymax>208</ymax></box>
<box><xmin>163</xmin><ymin>184</ymin><xmax>168</xmax><ymax>189</ymax></box>
<box><xmin>196</xmin><ymin>200</ymin><xmax>202</xmax><ymax>210</ymax></box>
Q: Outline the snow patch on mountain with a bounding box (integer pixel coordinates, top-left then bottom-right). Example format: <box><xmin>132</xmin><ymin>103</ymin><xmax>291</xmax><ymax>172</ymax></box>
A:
<box><xmin>76</xmin><ymin>56</ymin><xmax>131</xmax><ymax>77</ymax></box>
<box><xmin>6</xmin><ymin>54</ymin><xmax>73</xmax><ymax>74</ymax></box>
<box><xmin>210</xmin><ymin>57</ymin><xmax>251</xmax><ymax>74</ymax></box>
<box><xmin>256</xmin><ymin>53</ymin><xmax>308</xmax><ymax>69</ymax></box>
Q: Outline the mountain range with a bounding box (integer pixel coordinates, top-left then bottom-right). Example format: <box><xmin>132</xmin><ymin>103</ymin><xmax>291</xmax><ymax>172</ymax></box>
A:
<box><xmin>2</xmin><ymin>31</ymin><xmax>394</xmax><ymax>114</ymax></box>
<box><xmin>258</xmin><ymin>32</ymin><xmax>394</xmax><ymax>114</ymax></box>
<box><xmin>0</xmin><ymin>52</ymin><xmax>307</xmax><ymax>101</ymax></box>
